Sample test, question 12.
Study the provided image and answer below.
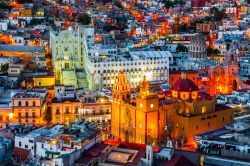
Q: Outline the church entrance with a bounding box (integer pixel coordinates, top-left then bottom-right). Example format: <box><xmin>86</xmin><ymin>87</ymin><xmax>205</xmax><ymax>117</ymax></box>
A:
<box><xmin>125</xmin><ymin>131</ymin><xmax>129</xmax><ymax>142</ymax></box>
<box><xmin>65</xmin><ymin>63</ymin><xmax>69</xmax><ymax>69</ymax></box>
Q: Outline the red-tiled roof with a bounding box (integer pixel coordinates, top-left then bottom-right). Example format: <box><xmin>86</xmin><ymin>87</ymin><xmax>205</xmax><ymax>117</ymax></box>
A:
<box><xmin>14</xmin><ymin>147</ymin><xmax>31</xmax><ymax>163</ymax></box>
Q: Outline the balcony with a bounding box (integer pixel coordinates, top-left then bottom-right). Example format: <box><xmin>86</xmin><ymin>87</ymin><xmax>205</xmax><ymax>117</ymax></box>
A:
<box><xmin>17</xmin><ymin>116</ymin><xmax>38</xmax><ymax>118</ymax></box>
<box><xmin>221</xmin><ymin>149</ymin><xmax>250</xmax><ymax>160</ymax></box>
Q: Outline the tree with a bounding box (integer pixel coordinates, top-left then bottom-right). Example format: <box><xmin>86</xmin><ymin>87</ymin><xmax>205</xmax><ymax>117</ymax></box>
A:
<box><xmin>44</xmin><ymin>106</ymin><xmax>52</xmax><ymax>124</ymax></box>
<box><xmin>173</xmin><ymin>0</ymin><xmax>185</xmax><ymax>6</ymax></box>
<box><xmin>164</xmin><ymin>0</ymin><xmax>173</xmax><ymax>9</ymax></box>
<box><xmin>77</xmin><ymin>13</ymin><xmax>91</xmax><ymax>25</ymax></box>
<box><xmin>180</xmin><ymin>23</ymin><xmax>187</xmax><ymax>32</ymax></box>
<box><xmin>210</xmin><ymin>7</ymin><xmax>224</xmax><ymax>21</ymax></box>
<box><xmin>115</xmin><ymin>1</ymin><xmax>123</xmax><ymax>9</ymax></box>
<box><xmin>0</xmin><ymin>63</ymin><xmax>9</xmax><ymax>72</ymax></box>
<box><xmin>207</xmin><ymin>48</ymin><xmax>220</xmax><ymax>55</ymax></box>
<box><xmin>176</xmin><ymin>44</ymin><xmax>188</xmax><ymax>53</ymax></box>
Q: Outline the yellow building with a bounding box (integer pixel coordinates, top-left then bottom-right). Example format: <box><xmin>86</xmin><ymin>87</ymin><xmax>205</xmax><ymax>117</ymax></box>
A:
<box><xmin>165</xmin><ymin>74</ymin><xmax>236</xmax><ymax>144</ymax></box>
<box><xmin>12</xmin><ymin>90</ymin><xmax>47</xmax><ymax>125</ymax></box>
<box><xmin>111</xmin><ymin>72</ymin><xmax>165</xmax><ymax>145</ymax></box>
<box><xmin>0</xmin><ymin>107</ymin><xmax>13</xmax><ymax>128</ymax></box>
<box><xmin>51</xmin><ymin>100</ymin><xmax>111</xmax><ymax>126</ymax></box>
<box><xmin>33</xmin><ymin>76</ymin><xmax>55</xmax><ymax>87</ymax></box>
<box><xmin>111</xmin><ymin>72</ymin><xmax>236</xmax><ymax>145</ymax></box>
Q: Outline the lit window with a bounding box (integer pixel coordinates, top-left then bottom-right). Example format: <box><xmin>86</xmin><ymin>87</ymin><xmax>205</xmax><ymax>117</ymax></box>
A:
<box><xmin>140</xmin><ymin>103</ymin><xmax>143</xmax><ymax>108</ymax></box>
<box><xmin>150</xmin><ymin>104</ymin><xmax>154</xmax><ymax>108</ymax></box>
<box><xmin>202</xmin><ymin>106</ymin><xmax>206</xmax><ymax>114</ymax></box>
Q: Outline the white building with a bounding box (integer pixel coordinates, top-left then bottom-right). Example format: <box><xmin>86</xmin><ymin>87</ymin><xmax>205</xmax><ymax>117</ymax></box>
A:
<box><xmin>14</xmin><ymin>125</ymin><xmax>64</xmax><ymax>157</ymax></box>
<box><xmin>85</xmin><ymin>51</ymin><xmax>173</xmax><ymax>90</ymax></box>
<box><xmin>0</xmin><ymin>22</ymin><xmax>8</xmax><ymax>31</ymax></box>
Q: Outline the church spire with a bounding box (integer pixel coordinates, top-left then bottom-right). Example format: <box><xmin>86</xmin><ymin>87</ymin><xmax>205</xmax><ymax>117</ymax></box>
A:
<box><xmin>138</xmin><ymin>76</ymin><xmax>150</xmax><ymax>98</ymax></box>
<box><xmin>112</xmin><ymin>71</ymin><xmax>130</xmax><ymax>103</ymax></box>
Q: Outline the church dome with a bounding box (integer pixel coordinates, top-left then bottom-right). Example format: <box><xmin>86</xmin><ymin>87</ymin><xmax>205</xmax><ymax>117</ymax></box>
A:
<box><xmin>172</xmin><ymin>77</ymin><xmax>198</xmax><ymax>92</ymax></box>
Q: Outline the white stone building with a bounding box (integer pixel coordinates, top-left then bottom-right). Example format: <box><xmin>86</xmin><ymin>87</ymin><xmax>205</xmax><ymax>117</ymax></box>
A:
<box><xmin>85</xmin><ymin>51</ymin><xmax>173</xmax><ymax>90</ymax></box>
<box><xmin>50</xmin><ymin>24</ymin><xmax>88</xmax><ymax>89</ymax></box>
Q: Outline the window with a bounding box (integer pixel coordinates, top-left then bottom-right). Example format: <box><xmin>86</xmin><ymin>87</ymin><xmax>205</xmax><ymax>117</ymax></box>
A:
<box><xmin>42</xmin><ymin>144</ymin><xmax>44</xmax><ymax>149</ymax></box>
<box><xmin>75</xmin><ymin>108</ymin><xmax>79</xmax><ymax>114</ymax></box>
<box><xmin>202</xmin><ymin>106</ymin><xmax>206</xmax><ymax>114</ymax></box>
<box><xmin>66</xmin><ymin>108</ymin><xmax>70</xmax><ymax>114</ymax></box>
<box><xmin>208</xmin><ymin>122</ymin><xmax>210</xmax><ymax>127</ymax></box>
<box><xmin>18</xmin><ymin>101</ymin><xmax>21</xmax><ymax>106</ymax></box>
<box><xmin>18</xmin><ymin>112</ymin><xmax>21</xmax><ymax>118</ymax></box>
<box><xmin>196</xmin><ymin>125</ymin><xmax>199</xmax><ymax>130</ymax></box>
<box><xmin>56</xmin><ymin>109</ymin><xmax>60</xmax><ymax>115</ymax></box>
<box><xmin>29</xmin><ymin>140</ymin><xmax>34</xmax><ymax>143</ymax></box>
<box><xmin>33</xmin><ymin>101</ymin><xmax>36</xmax><ymax>106</ymax></box>
<box><xmin>25</xmin><ymin>101</ymin><xmax>28</xmax><ymax>106</ymax></box>
<box><xmin>222</xmin><ymin>117</ymin><xmax>224</xmax><ymax>122</ymax></box>
<box><xmin>18</xmin><ymin>153</ymin><xmax>21</xmax><ymax>159</ymax></box>
<box><xmin>25</xmin><ymin>145</ymin><xmax>28</xmax><ymax>149</ymax></box>
<box><xmin>19</xmin><ymin>141</ymin><xmax>22</xmax><ymax>147</ymax></box>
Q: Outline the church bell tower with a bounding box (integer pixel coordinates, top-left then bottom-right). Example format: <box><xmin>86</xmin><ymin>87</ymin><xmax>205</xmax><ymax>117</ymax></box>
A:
<box><xmin>111</xmin><ymin>72</ymin><xmax>130</xmax><ymax>139</ymax></box>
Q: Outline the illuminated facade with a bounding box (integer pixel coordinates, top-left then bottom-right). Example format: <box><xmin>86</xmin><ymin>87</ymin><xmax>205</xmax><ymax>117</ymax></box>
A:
<box><xmin>197</xmin><ymin>65</ymin><xmax>237</xmax><ymax>96</ymax></box>
<box><xmin>51</xmin><ymin>100</ymin><xmax>111</xmax><ymax>126</ymax></box>
<box><xmin>86</xmin><ymin>51</ymin><xmax>172</xmax><ymax>90</ymax></box>
<box><xmin>111</xmin><ymin>72</ymin><xmax>236</xmax><ymax>145</ymax></box>
<box><xmin>165</xmin><ymin>74</ymin><xmax>236</xmax><ymax>144</ymax></box>
<box><xmin>111</xmin><ymin>72</ymin><xmax>165</xmax><ymax>145</ymax></box>
<box><xmin>12</xmin><ymin>89</ymin><xmax>48</xmax><ymax>125</ymax></box>
<box><xmin>50</xmin><ymin>24</ymin><xmax>88</xmax><ymax>88</ymax></box>
<box><xmin>0</xmin><ymin>107</ymin><xmax>13</xmax><ymax>128</ymax></box>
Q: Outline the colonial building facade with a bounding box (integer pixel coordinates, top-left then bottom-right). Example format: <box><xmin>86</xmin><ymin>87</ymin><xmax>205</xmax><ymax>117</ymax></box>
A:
<box><xmin>12</xmin><ymin>89</ymin><xmax>48</xmax><ymax>125</ymax></box>
<box><xmin>86</xmin><ymin>51</ymin><xmax>173</xmax><ymax>90</ymax></box>
<box><xmin>51</xmin><ymin>100</ymin><xmax>111</xmax><ymax>126</ymax></box>
<box><xmin>111</xmin><ymin>72</ymin><xmax>236</xmax><ymax>145</ymax></box>
<box><xmin>111</xmin><ymin>72</ymin><xmax>165</xmax><ymax>145</ymax></box>
<box><xmin>50</xmin><ymin>24</ymin><xmax>88</xmax><ymax>89</ymax></box>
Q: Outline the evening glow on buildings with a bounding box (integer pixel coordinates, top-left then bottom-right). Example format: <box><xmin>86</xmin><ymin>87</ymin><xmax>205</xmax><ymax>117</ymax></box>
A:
<box><xmin>0</xmin><ymin>0</ymin><xmax>249</xmax><ymax>165</ymax></box>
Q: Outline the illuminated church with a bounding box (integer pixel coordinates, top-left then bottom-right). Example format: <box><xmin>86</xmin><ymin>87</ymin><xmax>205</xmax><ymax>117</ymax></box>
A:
<box><xmin>111</xmin><ymin>72</ymin><xmax>165</xmax><ymax>145</ymax></box>
<box><xmin>111</xmin><ymin>72</ymin><xmax>236</xmax><ymax>145</ymax></box>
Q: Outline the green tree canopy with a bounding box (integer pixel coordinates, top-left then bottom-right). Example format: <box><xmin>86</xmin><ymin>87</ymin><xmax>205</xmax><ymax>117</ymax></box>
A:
<box><xmin>209</xmin><ymin>7</ymin><xmax>224</xmax><ymax>21</ymax></box>
<box><xmin>207</xmin><ymin>48</ymin><xmax>221</xmax><ymax>55</ymax></box>
<box><xmin>1</xmin><ymin>63</ymin><xmax>9</xmax><ymax>72</ymax></box>
<box><xmin>77</xmin><ymin>13</ymin><xmax>91</xmax><ymax>25</ymax></box>
<box><xmin>164</xmin><ymin>0</ymin><xmax>173</xmax><ymax>9</ymax></box>
<box><xmin>176</xmin><ymin>44</ymin><xmax>188</xmax><ymax>53</ymax></box>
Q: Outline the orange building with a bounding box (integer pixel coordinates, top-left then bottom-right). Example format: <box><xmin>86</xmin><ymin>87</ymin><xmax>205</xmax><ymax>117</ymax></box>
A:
<box><xmin>165</xmin><ymin>74</ymin><xmax>236</xmax><ymax>144</ymax></box>
<box><xmin>111</xmin><ymin>72</ymin><xmax>165</xmax><ymax>145</ymax></box>
<box><xmin>197</xmin><ymin>65</ymin><xmax>237</xmax><ymax>96</ymax></box>
<box><xmin>111</xmin><ymin>72</ymin><xmax>236</xmax><ymax>145</ymax></box>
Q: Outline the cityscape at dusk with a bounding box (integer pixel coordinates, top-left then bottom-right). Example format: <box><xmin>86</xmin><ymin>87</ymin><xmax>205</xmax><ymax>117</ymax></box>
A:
<box><xmin>0</xmin><ymin>0</ymin><xmax>249</xmax><ymax>165</ymax></box>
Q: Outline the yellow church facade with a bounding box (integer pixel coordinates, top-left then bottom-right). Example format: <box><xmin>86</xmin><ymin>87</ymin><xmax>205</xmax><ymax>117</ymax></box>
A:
<box><xmin>111</xmin><ymin>73</ymin><xmax>165</xmax><ymax>145</ymax></box>
<box><xmin>111</xmin><ymin>72</ymin><xmax>236</xmax><ymax>145</ymax></box>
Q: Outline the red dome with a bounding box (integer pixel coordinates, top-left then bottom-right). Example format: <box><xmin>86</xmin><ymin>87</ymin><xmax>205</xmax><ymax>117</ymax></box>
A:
<box><xmin>172</xmin><ymin>78</ymin><xmax>198</xmax><ymax>92</ymax></box>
